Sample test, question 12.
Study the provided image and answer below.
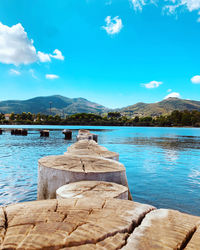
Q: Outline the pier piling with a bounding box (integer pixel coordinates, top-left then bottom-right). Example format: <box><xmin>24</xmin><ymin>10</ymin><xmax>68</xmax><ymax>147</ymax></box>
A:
<box><xmin>62</xmin><ymin>129</ymin><xmax>72</xmax><ymax>140</ymax></box>
<box><xmin>56</xmin><ymin>181</ymin><xmax>128</xmax><ymax>200</ymax></box>
<box><xmin>11</xmin><ymin>129</ymin><xmax>28</xmax><ymax>136</ymax></box>
<box><xmin>40</xmin><ymin>130</ymin><xmax>49</xmax><ymax>137</ymax></box>
<box><xmin>37</xmin><ymin>154</ymin><xmax>128</xmax><ymax>200</ymax></box>
<box><xmin>76</xmin><ymin>129</ymin><xmax>98</xmax><ymax>142</ymax></box>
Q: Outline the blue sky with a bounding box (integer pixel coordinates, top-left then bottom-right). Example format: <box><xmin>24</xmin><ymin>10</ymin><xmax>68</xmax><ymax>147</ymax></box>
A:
<box><xmin>0</xmin><ymin>0</ymin><xmax>200</xmax><ymax>108</ymax></box>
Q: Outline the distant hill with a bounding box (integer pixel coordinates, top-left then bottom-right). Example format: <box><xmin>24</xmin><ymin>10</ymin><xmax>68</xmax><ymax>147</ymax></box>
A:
<box><xmin>0</xmin><ymin>95</ymin><xmax>107</xmax><ymax>115</ymax></box>
<box><xmin>120</xmin><ymin>98</ymin><xmax>200</xmax><ymax>117</ymax></box>
<box><xmin>1</xmin><ymin>96</ymin><xmax>200</xmax><ymax>117</ymax></box>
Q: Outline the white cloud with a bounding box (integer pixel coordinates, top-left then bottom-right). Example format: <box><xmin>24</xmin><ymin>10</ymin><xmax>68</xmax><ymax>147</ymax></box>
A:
<box><xmin>130</xmin><ymin>0</ymin><xmax>147</xmax><ymax>11</ymax></box>
<box><xmin>143</xmin><ymin>80</ymin><xmax>163</xmax><ymax>89</ymax></box>
<box><xmin>50</xmin><ymin>49</ymin><xmax>64</xmax><ymax>60</ymax></box>
<box><xmin>191</xmin><ymin>75</ymin><xmax>200</xmax><ymax>84</ymax></box>
<box><xmin>102</xmin><ymin>16</ymin><xmax>123</xmax><ymax>35</ymax></box>
<box><xmin>37</xmin><ymin>51</ymin><xmax>51</xmax><ymax>62</ymax></box>
<box><xmin>164</xmin><ymin>92</ymin><xmax>181</xmax><ymax>99</ymax></box>
<box><xmin>0</xmin><ymin>22</ymin><xmax>37</xmax><ymax>65</ymax></box>
<box><xmin>130</xmin><ymin>0</ymin><xmax>200</xmax><ymax>20</ymax></box>
<box><xmin>169</xmin><ymin>0</ymin><xmax>200</xmax><ymax>12</ymax></box>
<box><xmin>38</xmin><ymin>49</ymin><xmax>64</xmax><ymax>62</ymax></box>
<box><xmin>167</xmin><ymin>88</ymin><xmax>172</xmax><ymax>92</ymax></box>
<box><xmin>45</xmin><ymin>74</ymin><xmax>59</xmax><ymax>79</ymax></box>
<box><xmin>0</xmin><ymin>22</ymin><xmax>64</xmax><ymax>65</ymax></box>
<box><xmin>9</xmin><ymin>69</ymin><xmax>21</xmax><ymax>75</ymax></box>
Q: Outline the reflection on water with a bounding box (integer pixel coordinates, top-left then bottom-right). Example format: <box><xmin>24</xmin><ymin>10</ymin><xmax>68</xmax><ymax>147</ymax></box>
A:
<box><xmin>0</xmin><ymin>126</ymin><xmax>200</xmax><ymax>216</ymax></box>
<box><xmin>122</xmin><ymin>136</ymin><xmax>200</xmax><ymax>150</ymax></box>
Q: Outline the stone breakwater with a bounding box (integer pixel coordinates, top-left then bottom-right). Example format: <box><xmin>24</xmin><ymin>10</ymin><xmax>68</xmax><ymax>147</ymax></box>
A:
<box><xmin>0</xmin><ymin>129</ymin><xmax>200</xmax><ymax>249</ymax></box>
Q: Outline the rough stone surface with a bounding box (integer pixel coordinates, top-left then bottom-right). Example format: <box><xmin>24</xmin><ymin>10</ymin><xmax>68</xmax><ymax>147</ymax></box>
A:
<box><xmin>122</xmin><ymin>208</ymin><xmax>200</xmax><ymax>250</ymax></box>
<box><xmin>56</xmin><ymin>181</ymin><xmax>128</xmax><ymax>200</ymax></box>
<box><xmin>38</xmin><ymin>154</ymin><xmax>128</xmax><ymax>200</ymax></box>
<box><xmin>185</xmin><ymin>225</ymin><xmax>200</xmax><ymax>249</ymax></box>
<box><xmin>0</xmin><ymin>207</ymin><xmax>5</xmax><ymax>245</ymax></box>
<box><xmin>65</xmin><ymin>139</ymin><xmax>119</xmax><ymax>161</ymax></box>
<box><xmin>76</xmin><ymin>129</ymin><xmax>98</xmax><ymax>142</ymax></box>
<box><xmin>1</xmin><ymin>199</ymin><xmax>200</xmax><ymax>249</ymax></box>
<box><xmin>0</xmin><ymin>198</ymin><xmax>154</xmax><ymax>249</ymax></box>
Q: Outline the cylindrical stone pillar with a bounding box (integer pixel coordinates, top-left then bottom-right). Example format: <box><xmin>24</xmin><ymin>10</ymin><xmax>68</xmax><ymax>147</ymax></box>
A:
<box><xmin>76</xmin><ymin>129</ymin><xmax>98</xmax><ymax>142</ymax></box>
<box><xmin>56</xmin><ymin>181</ymin><xmax>128</xmax><ymax>200</ymax></box>
<box><xmin>40</xmin><ymin>130</ymin><xmax>49</xmax><ymax>137</ymax></box>
<box><xmin>64</xmin><ymin>139</ymin><xmax>119</xmax><ymax>161</ymax></box>
<box><xmin>37</xmin><ymin>154</ymin><xmax>128</xmax><ymax>200</ymax></box>
<box><xmin>62</xmin><ymin>130</ymin><xmax>72</xmax><ymax>140</ymax></box>
<box><xmin>21</xmin><ymin>129</ymin><xmax>28</xmax><ymax>136</ymax></box>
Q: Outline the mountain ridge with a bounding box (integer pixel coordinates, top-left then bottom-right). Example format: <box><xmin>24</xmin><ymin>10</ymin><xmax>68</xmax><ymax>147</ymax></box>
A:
<box><xmin>0</xmin><ymin>95</ymin><xmax>200</xmax><ymax>116</ymax></box>
<box><xmin>0</xmin><ymin>95</ymin><xmax>108</xmax><ymax>115</ymax></box>
<box><xmin>119</xmin><ymin>97</ymin><xmax>200</xmax><ymax>116</ymax></box>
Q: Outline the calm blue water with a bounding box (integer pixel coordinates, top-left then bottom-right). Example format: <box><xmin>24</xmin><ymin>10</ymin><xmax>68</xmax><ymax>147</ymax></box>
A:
<box><xmin>0</xmin><ymin>125</ymin><xmax>200</xmax><ymax>216</ymax></box>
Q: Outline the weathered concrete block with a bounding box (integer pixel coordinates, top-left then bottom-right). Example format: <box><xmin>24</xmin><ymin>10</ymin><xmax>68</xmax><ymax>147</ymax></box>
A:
<box><xmin>65</xmin><ymin>139</ymin><xmax>119</xmax><ymax>161</ymax></box>
<box><xmin>0</xmin><ymin>198</ymin><xmax>154</xmax><ymax>249</ymax></box>
<box><xmin>37</xmin><ymin>154</ymin><xmax>128</xmax><ymax>200</ymax></box>
<box><xmin>56</xmin><ymin>181</ymin><xmax>128</xmax><ymax>200</ymax></box>
<box><xmin>122</xmin><ymin>208</ymin><xmax>200</xmax><ymax>250</ymax></box>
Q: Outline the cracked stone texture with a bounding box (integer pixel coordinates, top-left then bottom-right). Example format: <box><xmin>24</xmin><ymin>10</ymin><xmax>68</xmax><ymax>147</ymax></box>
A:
<box><xmin>56</xmin><ymin>181</ymin><xmax>128</xmax><ymax>200</ymax></box>
<box><xmin>122</xmin><ymin>208</ymin><xmax>200</xmax><ymax>250</ymax></box>
<box><xmin>0</xmin><ymin>207</ymin><xmax>6</xmax><ymax>245</ymax></box>
<box><xmin>0</xmin><ymin>198</ymin><xmax>155</xmax><ymax>249</ymax></box>
<box><xmin>65</xmin><ymin>139</ymin><xmax>119</xmax><ymax>161</ymax></box>
<box><xmin>185</xmin><ymin>225</ymin><xmax>200</xmax><ymax>249</ymax></box>
<box><xmin>38</xmin><ymin>155</ymin><xmax>128</xmax><ymax>200</ymax></box>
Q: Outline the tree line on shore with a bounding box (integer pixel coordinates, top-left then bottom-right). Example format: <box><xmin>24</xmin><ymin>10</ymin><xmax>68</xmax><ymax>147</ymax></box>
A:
<box><xmin>0</xmin><ymin>110</ymin><xmax>200</xmax><ymax>127</ymax></box>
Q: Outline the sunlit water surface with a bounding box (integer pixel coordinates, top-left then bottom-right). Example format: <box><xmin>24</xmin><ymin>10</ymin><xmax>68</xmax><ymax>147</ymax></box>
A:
<box><xmin>0</xmin><ymin>125</ymin><xmax>200</xmax><ymax>216</ymax></box>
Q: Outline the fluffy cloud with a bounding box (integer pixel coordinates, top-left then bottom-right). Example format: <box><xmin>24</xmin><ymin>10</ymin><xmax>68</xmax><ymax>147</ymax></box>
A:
<box><xmin>191</xmin><ymin>75</ymin><xmax>200</xmax><ymax>84</ymax></box>
<box><xmin>38</xmin><ymin>49</ymin><xmax>64</xmax><ymax>62</ymax></box>
<box><xmin>164</xmin><ymin>92</ymin><xmax>181</xmax><ymax>99</ymax></box>
<box><xmin>0</xmin><ymin>22</ymin><xmax>64</xmax><ymax>65</ymax></box>
<box><xmin>0</xmin><ymin>22</ymin><xmax>37</xmax><ymax>65</ymax></box>
<box><xmin>45</xmin><ymin>74</ymin><xmax>59</xmax><ymax>80</ymax></box>
<box><xmin>50</xmin><ymin>49</ymin><xmax>64</xmax><ymax>60</ymax></box>
<box><xmin>143</xmin><ymin>80</ymin><xmax>163</xmax><ymax>89</ymax></box>
<box><xmin>37</xmin><ymin>51</ymin><xmax>51</xmax><ymax>62</ymax></box>
<box><xmin>102</xmin><ymin>16</ymin><xmax>123</xmax><ymax>35</ymax></box>
<box><xmin>9</xmin><ymin>69</ymin><xmax>21</xmax><ymax>75</ymax></box>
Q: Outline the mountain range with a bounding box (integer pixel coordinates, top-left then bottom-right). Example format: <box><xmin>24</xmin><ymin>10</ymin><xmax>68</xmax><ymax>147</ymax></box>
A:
<box><xmin>0</xmin><ymin>95</ymin><xmax>107</xmax><ymax>116</ymax></box>
<box><xmin>0</xmin><ymin>95</ymin><xmax>200</xmax><ymax>117</ymax></box>
<box><xmin>119</xmin><ymin>98</ymin><xmax>200</xmax><ymax>117</ymax></box>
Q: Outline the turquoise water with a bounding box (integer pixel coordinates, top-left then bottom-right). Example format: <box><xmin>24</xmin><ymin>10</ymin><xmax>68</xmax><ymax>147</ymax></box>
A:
<box><xmin>0</xmin><ymin>125</ymin><xmax>200</xmax><ymax>216</ymax></box>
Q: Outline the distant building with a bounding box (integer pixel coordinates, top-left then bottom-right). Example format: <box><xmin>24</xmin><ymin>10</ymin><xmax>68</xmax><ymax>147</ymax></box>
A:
<box><xmin>4</xmin><ymin>114</ymin><xmax>11</xmax><ymax>121</ymax></box>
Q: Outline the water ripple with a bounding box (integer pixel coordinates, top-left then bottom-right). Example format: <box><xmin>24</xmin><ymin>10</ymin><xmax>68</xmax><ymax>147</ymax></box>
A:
<box><xmin>0</xmin><ymin>126</ymin><xmax>200</xmax><ymax>216</ymax></box>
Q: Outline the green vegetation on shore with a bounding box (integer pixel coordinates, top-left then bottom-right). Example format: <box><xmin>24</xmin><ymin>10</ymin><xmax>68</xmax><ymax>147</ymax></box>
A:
<box><xmin>1</xmin><ymin>110</ymin><xmax>200</xmax><ymax>127</ymax></box>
